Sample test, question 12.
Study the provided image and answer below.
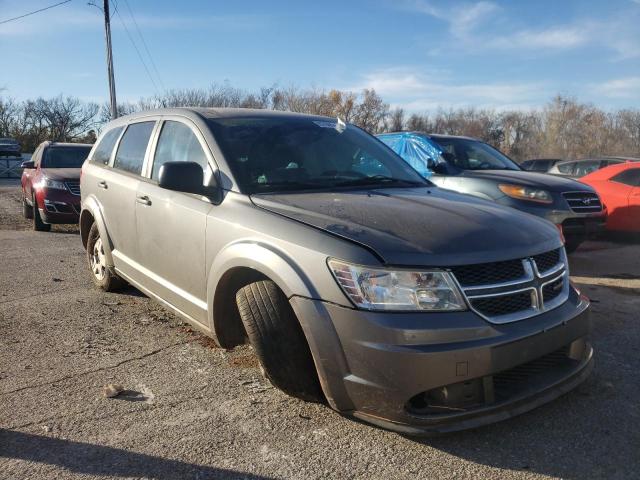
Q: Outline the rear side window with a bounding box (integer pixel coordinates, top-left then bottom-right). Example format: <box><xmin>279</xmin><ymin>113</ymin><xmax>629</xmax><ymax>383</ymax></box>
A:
<box><xmin>91</xmin><ymin>127</ymin><xmax>123</xmax><ymax>165</ymax></box>
<box><xmin>151</xmin><ymin>121</ymin><xmax>209</xmax><ymax>181</ymax></box>
<box><xmin>557</xmin><ymin>162</ymin><xmax>575</xmax><ymax>174</ymax></box>
<box><xmin>574</xmin><ymin>160</ymin><xmax>600</xmax><ymax>177</ymax></box>
<box><xmin>113</xmin><ymin>122</ymin><xmax>155</xmax><ymax>175</ymax></box>
<box><xmin>611</xmin><ymin>168</ymin><xmax>640</xmax><ymax>187</ymax></box>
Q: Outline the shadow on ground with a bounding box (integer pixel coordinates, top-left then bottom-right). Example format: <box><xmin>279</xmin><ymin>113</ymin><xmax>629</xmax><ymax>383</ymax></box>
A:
<box><xmin>0</xmin><ymin>429</ymin><xmax>272</xmax><ymax>479</ymax></box>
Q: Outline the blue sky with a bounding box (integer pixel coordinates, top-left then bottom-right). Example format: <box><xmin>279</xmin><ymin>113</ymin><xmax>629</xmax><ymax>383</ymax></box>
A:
<box><xmin>1</xmin><ymin>0</ymin><xmax>639</xmax><ymax>111</ymax></box>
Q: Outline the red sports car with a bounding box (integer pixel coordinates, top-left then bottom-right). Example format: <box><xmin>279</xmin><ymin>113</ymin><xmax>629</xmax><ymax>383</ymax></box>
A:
<box><xmin>580</xmin><ymin>162</ymin><xmax>640</xmax><ymax>232</ymax></box>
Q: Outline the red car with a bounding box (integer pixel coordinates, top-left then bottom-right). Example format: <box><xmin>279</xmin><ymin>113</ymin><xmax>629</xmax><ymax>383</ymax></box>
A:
<box><xmin>580</xmin><ymin>162</ymin><xmax>640</xmax><ymax>232</ymax></box>
<box><xmin>21</xmin><ymin>141</ymin><xmax>93</xmax><ymax>231</ymax></box>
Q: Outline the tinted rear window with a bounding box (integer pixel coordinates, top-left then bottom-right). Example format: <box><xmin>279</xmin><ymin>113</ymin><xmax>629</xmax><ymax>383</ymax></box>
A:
<box><xmin>41</xmin><ymin>146</ymin><xmax>92</xmax><ymax>168</ymax></box>
<box><xmin>113</xmin><ymin>122</ymin><xmax>155</xmax><ymax>175</ymax></box>
<box><xmin>91</xmin><ymin>127</ymin><xmax>123</xmax><ymax>165</ymax></box>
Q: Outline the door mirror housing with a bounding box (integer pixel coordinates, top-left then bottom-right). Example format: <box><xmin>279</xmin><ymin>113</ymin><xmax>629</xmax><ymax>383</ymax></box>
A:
<box><xmin>431</xmin><ymin>162</ymin><xmax>448</xmax><ymax>175</ymax></box>
<box><xmin>158</xmin><ymin>161</ymin><xmax>204</xmax><ymax>194</ymax></box>
<box><xmin>21</xmin><ymin>160</ymin><xmax>35</xmax><ymax>169</ymax></box>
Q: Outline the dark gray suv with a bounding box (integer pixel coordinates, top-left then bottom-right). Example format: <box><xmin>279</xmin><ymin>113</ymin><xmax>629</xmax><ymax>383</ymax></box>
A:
<box><xmin>80</xmin><ymin>108</ymin><xmax>592</xmax><ymax>434</ymax></box>
<box><xmin>378</xmin><ymin>132</ymin><xmax>606</xmax><ymax>252</ymax></box>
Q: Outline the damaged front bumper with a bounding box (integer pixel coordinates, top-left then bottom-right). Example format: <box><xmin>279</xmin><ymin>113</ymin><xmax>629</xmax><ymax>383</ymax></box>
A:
<box><xmin>291</xmin><ymin>287</ymin><xmax>592</xmax><ymax>435</ymax></box>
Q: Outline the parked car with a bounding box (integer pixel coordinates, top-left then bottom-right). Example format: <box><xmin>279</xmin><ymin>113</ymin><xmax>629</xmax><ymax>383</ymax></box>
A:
<box><xmin>580</xmin><ymin>162</ymin><xmax>640</xmax><ymax>232</ymax></box>
<box><xmin>21</xmin><ymin>141</ymin><xmax>93</xmax><ymax>231</ymax></box>
<box><xmin>0</xmin><ymin>137</ymin><xmax>22</xmax><ymax>157</ymax></box>
<box><xmin>548</xmin><ymin>157</ymin><xmax>639</xmax><ymax>178</ymax></box>
<box><xmin>520</xmin><ymin>158</ymin><xmax>562</xmax><ymax>172</ymax></box>
<box><xmin>377</xmin><ymin>132</ymin><xmax>606</xmax><ymax>252</ymax></box>
<box><xmin>80</xmin><ymin>108</ymin><xmax>592</xmax><ymax>434</ymax></box>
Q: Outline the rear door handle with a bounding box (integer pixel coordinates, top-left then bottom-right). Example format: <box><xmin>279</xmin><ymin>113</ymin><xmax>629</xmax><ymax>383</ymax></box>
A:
<box><xmin>98</xmin><ymin>180</ymin><xmax>108</xmax><ymax>189</ymax></box>
<box><xmin>136</xmin><ymin>195</ymin><xmax>152</xmax><ymax>206</ymax></box>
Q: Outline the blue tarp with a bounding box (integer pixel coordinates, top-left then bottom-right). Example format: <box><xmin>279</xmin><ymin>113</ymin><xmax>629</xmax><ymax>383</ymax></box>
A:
<box><xmin>377</xmin><ymin>132</ymin><xmax>443</xmax><ymax>179</ymax></box>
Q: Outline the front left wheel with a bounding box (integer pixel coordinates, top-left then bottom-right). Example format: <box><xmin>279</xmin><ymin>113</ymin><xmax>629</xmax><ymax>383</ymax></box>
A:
<box><xmin>86</xmin><ymin>223</ymin><xmax>126</xmax><ymax>291</ymax></box>
<box><xmin>22</xmin><ymin>195</ymin><xmax>33</xmax><ymax>219</ymax></box>
<box><xmin>236</xmin><ymin>280</ymin><xmax>324</xmax><ymax>403</ymax></box>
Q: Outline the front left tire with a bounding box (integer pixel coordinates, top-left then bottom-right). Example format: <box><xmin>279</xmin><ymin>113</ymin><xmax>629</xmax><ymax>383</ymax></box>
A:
<box><xmin>32</xmin><ymin>195</ymin><xmax>51</xmax><ymax>232</ymax></box>
<box><xmin>235</xmin><ymin>280</ymin><xmax>324</xmax><ymax>403</ymax></box>
<box><xmin>22</xmin><ymin>195</ymin><xmax>33</xmax><ymax>219</ymax></box>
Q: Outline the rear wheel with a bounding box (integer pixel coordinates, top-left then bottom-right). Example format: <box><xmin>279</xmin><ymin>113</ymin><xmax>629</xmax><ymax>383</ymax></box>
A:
<box><xmin>236</xmin><ymin>280</ymin><xmax>323</xmax><ymax>402</ymax></box>
<box><xmin>86</xmin><ymin>223</ymin><xmax>126</xmax><ymax>291</ymax></box>
<box><xmin>32</xmin><ymin>196</ymin><xmax>51</xmax><ymax>232</ymax></box>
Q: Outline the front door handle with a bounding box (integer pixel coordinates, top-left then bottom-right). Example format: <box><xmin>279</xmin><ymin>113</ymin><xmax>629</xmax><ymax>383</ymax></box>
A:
<box><xmin>136</xmin><ymin>195</ymin><xmax>152</xmax><ymax>206</ymax></box>
<box><xmin>98</xmin><ymin>180</ymin><xmax>108</xmax><ymax>189</ymax></box>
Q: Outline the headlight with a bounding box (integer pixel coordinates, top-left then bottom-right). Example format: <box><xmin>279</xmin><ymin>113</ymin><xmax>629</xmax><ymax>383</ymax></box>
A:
<box><xmin>328</xmin><ymin>259</ymin><xmax>467</xmax><ymax>311</ymax></box>
<box><xmin>40</xmin><ymin>178</ymin><xmax>67</xmax><ymax>190</ymax></box>
<box><xmin>498</xmin><ymin>184</ymin><xmax>552</xmax><ymax>203</ymax></box>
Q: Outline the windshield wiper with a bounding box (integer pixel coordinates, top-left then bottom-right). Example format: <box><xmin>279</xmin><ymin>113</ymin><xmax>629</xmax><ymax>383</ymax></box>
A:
<box><xmin>333</xmin><ymin>175</ymin><xmax>424</xmax><ymax>187</ymax></box>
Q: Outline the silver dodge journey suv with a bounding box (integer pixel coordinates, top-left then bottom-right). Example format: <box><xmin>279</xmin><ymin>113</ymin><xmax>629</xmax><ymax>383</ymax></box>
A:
<box><xmin>80</xmin><ymin>108</ymin><xmax>592</xmax><ymax>434</ymax></box>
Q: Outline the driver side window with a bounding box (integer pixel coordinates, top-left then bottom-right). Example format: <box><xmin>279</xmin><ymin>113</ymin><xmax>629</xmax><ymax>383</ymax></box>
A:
<box><xmin>152</xmin><ymin>121</ymin><xmax>210</xmax><ymax>183</ymax></box>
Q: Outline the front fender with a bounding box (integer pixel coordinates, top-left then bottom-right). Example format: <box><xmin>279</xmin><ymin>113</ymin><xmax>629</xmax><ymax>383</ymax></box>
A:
<box><xmin>80</xmin><ymin>195</ymin><xmax>115</xmax><ymax>266</ymax></box>
<box><xmin>207</xmin><ymin>240</ymin><xmax>320</xmax><ymax>320</ymax></box>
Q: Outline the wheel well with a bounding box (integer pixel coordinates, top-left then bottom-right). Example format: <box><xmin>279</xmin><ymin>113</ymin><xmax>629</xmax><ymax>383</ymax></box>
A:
<box><xmin>80</xmin><ymin>211</ymin><xmax>95</xmax><ymax>249</ymax></box>
<box><xmin>213</xmin><ymin>267</ymin><xmax>268</xmax><ymax>349</ymax></box>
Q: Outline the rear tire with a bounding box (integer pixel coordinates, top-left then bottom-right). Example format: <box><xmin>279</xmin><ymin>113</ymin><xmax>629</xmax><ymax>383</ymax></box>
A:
<box><xmin>23</xmin><ymin>196</ymin><xmax>33</xmax><ymax>219</ymax></box>
<box><xmin>236</xmin><ymin>280</ymin><xmax>324</xmax><ymax>402</ymax></box>
<box><xmin>86</xmin><ymin>223</ymin><xmax>126</xmax><ymax>291</ymax></box>
<box><xmin>32</xmin><ymin>196</ymin><xmax>51</xmax><ymax>232</ymax></box>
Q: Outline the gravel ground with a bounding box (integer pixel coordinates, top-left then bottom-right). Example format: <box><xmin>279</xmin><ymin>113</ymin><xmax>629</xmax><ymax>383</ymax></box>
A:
<box><xmin>1</xmin><ymin>180</ymin><xmax>639</xmax><ymax>479</ymax></box>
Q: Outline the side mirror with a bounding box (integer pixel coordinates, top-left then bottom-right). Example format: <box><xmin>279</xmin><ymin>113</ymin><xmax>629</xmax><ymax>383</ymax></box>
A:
<box><xmin>158</xmin><ymin>161</ymin><xmax>204</xmax><ymax>194</ymax></box>
<box><xmin>21</xmin><ymin>160</ymin><xmax>35</xmax><ymax>169</ymax></box>
<box><xmin>431</xmin><ymin>162</ymin><xmax>448</xmax><ymax>175</ymax></box>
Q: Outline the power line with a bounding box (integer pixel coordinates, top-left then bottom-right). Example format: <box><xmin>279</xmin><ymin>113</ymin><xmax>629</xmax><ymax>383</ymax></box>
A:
<box><xmin>121</xmin><ymin>0</ymin><xmax>165</xmax><ymax>91</ymax></box>
<box><xmin>111</xmin><ymin>0</ymin><xmax>159</xmax><ymax>92</ymax></box>
<box><xmin>0</xmin><ymin>0</ymin><xmax>72</xmax><ymax>26</ymax></box>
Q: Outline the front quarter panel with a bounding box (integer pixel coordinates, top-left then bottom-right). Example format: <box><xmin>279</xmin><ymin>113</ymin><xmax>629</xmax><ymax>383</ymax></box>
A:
<box><xmin>205</xmin><ymin>192</ymin><xmax>379</xmax><ymax>329</ymax></box>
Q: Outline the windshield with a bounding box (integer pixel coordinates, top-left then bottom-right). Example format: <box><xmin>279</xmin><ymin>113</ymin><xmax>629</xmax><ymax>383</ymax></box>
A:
<box><xmin>431</xmin><ymin>137</ymin><xmax>520</xmax><ymax>171</ymax></box>
<box><xmin>207</xmin><ymin>117</ymin><xmax>429</xmax><ymax>194</ymax></box>
<box><xmin>41</xmin><ymin>146</ymin><xmax>92</xmax><ymax>168</ymax></box>
<box><xmin>0</xmin><ymin>138</ymin><xmax>18</xmax><ymax>145</ymax></box>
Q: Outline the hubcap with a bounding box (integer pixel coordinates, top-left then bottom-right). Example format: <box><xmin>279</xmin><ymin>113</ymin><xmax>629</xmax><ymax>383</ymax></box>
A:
<box><xmin>90</xmin><ymin>237</ymin><xmax>107</xmax><ymax>281</ymax></box>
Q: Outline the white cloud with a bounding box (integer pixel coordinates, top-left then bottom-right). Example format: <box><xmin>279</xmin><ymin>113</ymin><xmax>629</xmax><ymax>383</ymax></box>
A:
<box><xmin>590</xmin><ymin>77</ymin><xmax>640</xmax><ymax>99</ymax></box>
<box><xmin>492</xmin><ymin>27</ymin><xmax>588</xmax><ymax>49</ymax></box>
<box><xmin>401</xmin><ymin>0</ymin><xmax>499</xmax><ymax>38</ymax></box>
<box><xmin>400</xmin><ymin>0</ymin><xmax>640</xmax><ymax>58</ymax></box>
<box><xmin>352</xmin><ymin>68</ymin><xmax>543</xmax><ymax>111</ymax></box>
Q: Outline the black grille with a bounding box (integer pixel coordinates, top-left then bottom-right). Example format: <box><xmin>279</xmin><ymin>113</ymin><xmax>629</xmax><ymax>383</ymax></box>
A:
<box><xmin>562</xmin><ymin>191</ymin><xmax>602</xmax><ymax>213</ymax></box>
<box><xmin>450</xmin><ymin>259</ymin><xmax>525</xmax><ymax>287</ymax></box>
<box><xmin>470</xmin><ymin>290</ymin><xmax>533</xmax><ymax>317</ymax></box>
<box><xmin>533</xmin><ymin>249</ymin><xmax>560</xmax><ymax>273</ymax></box>
<box><xmin>543</xmin><ymin>277</ymin><xmax>564</xmax><ymax>302</ymax></box>
<box><xmin>65</xmin><ymin>180</ymin><xmax>81</xmax><ymax>195</ymax></box>
<box><xmin>493</xmin><ymin>346</ymin><xmax>572</xmax><ymax>400</ymax></box>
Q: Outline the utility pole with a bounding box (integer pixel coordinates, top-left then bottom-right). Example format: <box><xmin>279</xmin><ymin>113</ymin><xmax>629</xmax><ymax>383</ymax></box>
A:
<box><xmin>103</xmin><ymin>0</ymin><xmax>117</xmax><ymax>119</ymax></box>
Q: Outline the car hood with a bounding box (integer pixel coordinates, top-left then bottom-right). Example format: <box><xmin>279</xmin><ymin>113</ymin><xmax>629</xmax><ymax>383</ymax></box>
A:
<box><xmin>251</xmin><ymin>187</ymin><xmax>561</xmax><ymax>266</ymax></box>
<box><xmin>41</xmin><ymin>168</ymin><xmax>81</xmax><ymax>181</ymax></box>
<box><xmin>460</xmin><ymin>169</ymin><xmax>594</xmax><ymax>192</ymax></box>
